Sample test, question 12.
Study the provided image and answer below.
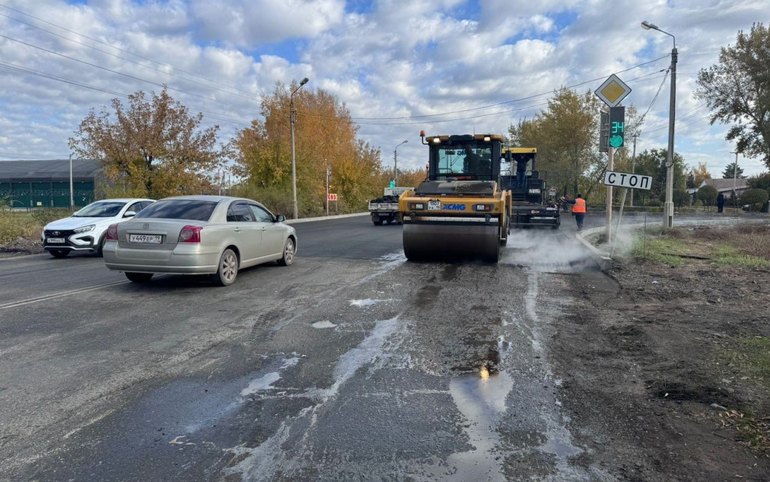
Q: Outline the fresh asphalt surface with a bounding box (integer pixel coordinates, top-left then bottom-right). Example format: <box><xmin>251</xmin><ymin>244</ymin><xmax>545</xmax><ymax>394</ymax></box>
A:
<box><xmin>0</xmin><ymin>211</ymin><xmax>725</xmax><ymax>480</ymax></box>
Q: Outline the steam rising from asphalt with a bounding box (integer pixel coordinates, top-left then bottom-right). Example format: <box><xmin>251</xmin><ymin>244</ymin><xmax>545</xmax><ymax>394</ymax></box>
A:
<box><xmin>501</xmin><ymin>230</ymin><xmax>598</xmax><ymax>272</ymax></box>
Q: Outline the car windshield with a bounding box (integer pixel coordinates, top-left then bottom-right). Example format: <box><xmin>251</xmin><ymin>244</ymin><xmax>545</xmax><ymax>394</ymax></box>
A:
<box><xmin>72</xmin><ymin>201</ymin><xmax>126</xmax><ymax>217</ymax></box>
<box><xmin>436</xmin><ymin>144</ymin><xmax>493</xmax><ymax>178</ymax></box>
<box><xmin>135</xmin><ymin>200</ymin><xmax>218</xmax><ymax>221</ymax></box>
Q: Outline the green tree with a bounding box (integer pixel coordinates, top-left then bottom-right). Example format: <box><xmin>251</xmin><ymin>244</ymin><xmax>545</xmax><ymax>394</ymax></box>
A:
<box><xmin>69</xmin><ymin>88</ymin><xmax>223</xmax><ymax>198</ymax></box>
<box><xmin>696</xmin><ymin>23</ymin><xmax>770</xmax><ymax>169</ymax></box>
<box><xmin>509</xmin><ymin>88</ymin><xmax>602</xmax><ymax>197</ymax></box>
<box><xmin>697</xmin><ymin>184</ymin><xmax>718</xmax><ymax>207</ymax></box>
<box><xmin>747</xmin><ymin>172</ymin><xmax>770</xmax><ymax>190</ymax></box>
<box><xmin>232</xmin><ymin>83</ymin><xmax>381</xmax><ymax>216</ymax></box>
<box><xmin>739</xmin><ymin>188</ymin><xmax>769</xmax><ymax>211</ymax></box>
<box><xmin>721</xmin><ymin>162</ymin><xmax>745</xmax><ymax>179</ymax></box>
<box><xmin>632</xmin><ymin>148</ymin><xmax>687</xmax><ymax>205</ymax></box>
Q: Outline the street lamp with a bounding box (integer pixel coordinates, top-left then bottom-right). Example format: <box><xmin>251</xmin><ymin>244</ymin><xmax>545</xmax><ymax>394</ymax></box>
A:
<box><xmin>290</xmin><ymin>77</ymin><xmax>309</xmax><ymax>219</ymax></box>
<box><xmin>642</xmin><ymin>20</ymin><xmax>677</xmax><ymax>228</ymax></box>
<box><xmin>394</xmin><ymin>140</ymin><xmax>407</xmax><ymax>186</ymax></box>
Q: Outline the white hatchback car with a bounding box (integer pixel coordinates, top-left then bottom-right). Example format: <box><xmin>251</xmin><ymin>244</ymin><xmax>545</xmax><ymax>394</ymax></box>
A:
<box><xmin>42</xmin><ymin>198</ymin><xmax>155</xmax><ymax>258</ymax></box>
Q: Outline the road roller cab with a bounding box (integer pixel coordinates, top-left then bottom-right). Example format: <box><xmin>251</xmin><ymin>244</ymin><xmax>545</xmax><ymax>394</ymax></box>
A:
<box><xmin>399</xmin><ymin>133</ymin><xmax>510</xmax><ymax>262</ymax></box>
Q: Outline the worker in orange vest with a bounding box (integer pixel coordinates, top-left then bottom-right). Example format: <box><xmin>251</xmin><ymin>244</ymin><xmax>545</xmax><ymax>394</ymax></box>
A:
<box><xmin>569</xmin><ymin>193</ymin><xmax>587</xmax><ymax>231</ymax></box>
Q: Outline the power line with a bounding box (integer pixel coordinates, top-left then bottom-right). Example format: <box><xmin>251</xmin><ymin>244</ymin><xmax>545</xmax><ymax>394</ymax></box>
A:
<box><xmin>0</xmin><ymin>3</ymin><xmax>260</xmax><ymax>103</ymax></box>
<box><xmin>0</xmin><ymin>60</ymin><xmax>253</xmax><ymax>128</ymax></box>
<box><xmin>345</xmin><ymin>55</ymin><xmax>670</xmax><ymax>121</ymax></box>
<box><xmin>635</xmin><ymin>67</ymin><xmax>671</xmax><ymax>135</ymax></box>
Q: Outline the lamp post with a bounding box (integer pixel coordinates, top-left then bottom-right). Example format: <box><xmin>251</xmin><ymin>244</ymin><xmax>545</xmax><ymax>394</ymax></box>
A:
<box><xmin>68</xmin><ymin>154</ymin><xmax>74</xmax><ymax>210</ymax></box>
<box><xmin>731</xmin><ymin>150</ymin><xmax>740</xmax><ymax>209</ymax></box>
<box><xmin>394</xmin><ymin>140</ymin><xmax>407</xmax><ymax>186</ymax></box>
<box><xmin>642</xmin><ymin>20</ymin><xmax>677</xmax><ymax>228</ymax></box>
<box><xmin>290</xmin><ymin>77</ymin><xmax>309</xmax><ymax>219</ymax></box>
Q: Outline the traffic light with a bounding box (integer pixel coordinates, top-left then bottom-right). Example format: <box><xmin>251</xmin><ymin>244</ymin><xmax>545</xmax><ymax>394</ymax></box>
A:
<box><xmin>609</xmin><ymin>106</ymin><xmax>625</xmax><ymax>148</ymax></box>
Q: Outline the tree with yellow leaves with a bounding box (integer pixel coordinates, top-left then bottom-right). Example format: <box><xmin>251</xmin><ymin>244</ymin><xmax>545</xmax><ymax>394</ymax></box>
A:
<box><xmin>69</xmin><ymin>88</ymin><xmax>224</xmax><ymax>198</ymax></box>
<box><xmin>232</xmin><ymin>83</ymin><xmax>381</xmax><ymax>217</ymax></box>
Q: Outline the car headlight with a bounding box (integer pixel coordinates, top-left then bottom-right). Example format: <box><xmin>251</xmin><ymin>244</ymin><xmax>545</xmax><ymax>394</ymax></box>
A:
<box><xmin>74</xmin><ymin>224</ymin><xmax>95</xmax><ymax>233</ymax></box>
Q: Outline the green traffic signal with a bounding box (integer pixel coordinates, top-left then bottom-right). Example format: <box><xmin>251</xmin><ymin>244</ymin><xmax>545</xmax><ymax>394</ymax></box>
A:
<box><xmin>609</xmin><ymin>135</ymin><xmax>624</xmax><ymax>148</ymax></box>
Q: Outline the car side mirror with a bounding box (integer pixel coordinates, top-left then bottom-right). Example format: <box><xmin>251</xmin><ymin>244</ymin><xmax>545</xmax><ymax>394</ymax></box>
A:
<box><xmin>275</xmin><ymin>214</ymin><xmax>286</xmax><ymax>223</ymax></box>
<box><xmin>124</xmin><ymin>211</ymin><xmax>137</xmax><ymax>218</ymax></box>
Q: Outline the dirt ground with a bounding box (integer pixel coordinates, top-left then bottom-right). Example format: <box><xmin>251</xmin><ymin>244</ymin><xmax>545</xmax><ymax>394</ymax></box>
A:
<box><xmin>553</xmin><ymin>224</ymin><xmax>770</xmax><ymax>480</ymax></box>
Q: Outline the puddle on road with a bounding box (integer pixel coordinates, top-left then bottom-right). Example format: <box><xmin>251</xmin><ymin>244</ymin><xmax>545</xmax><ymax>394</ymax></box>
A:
<box><xmin>448</xmin><ymin>368</ymin><xmax>514</xmax><ymax>481</ymax></box>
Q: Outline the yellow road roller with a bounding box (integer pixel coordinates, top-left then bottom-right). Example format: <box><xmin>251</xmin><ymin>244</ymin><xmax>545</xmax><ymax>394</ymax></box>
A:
<box><xmin>399</xmin><ymin>132</ymin><xmax>511</xmax><ymax>262</ymax></box>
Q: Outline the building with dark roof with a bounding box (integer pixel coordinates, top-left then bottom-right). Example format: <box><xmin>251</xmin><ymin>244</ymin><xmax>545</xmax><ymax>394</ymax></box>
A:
<box><xmin>0</xmin><ymin>159</ymin><xmax>102</xmax><ymax>209</ymax></box>
<box><xmin>699</xmin><ymin>178</ymin><xmax>750</xmax><ymax>199</ymax></box>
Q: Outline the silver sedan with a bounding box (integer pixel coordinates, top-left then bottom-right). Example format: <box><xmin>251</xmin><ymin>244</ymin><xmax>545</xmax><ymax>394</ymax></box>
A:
<box><xmin>103</xmin><ymin>195</ymin><xmax>297</xmax><ymax>286</ymax></box>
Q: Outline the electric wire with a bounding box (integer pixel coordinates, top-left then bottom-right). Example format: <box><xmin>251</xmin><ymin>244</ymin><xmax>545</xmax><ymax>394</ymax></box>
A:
<box><xmin>635</xmin><ymin>67</ymin><xmax>671</xmax><ymax>135</ymax></box>
<box><xmin>345</xmin><ymin>55</ymin><xmax>670</xmax><ymax>121</ymax></box>
<box><xmin>0</xmin><ymin>61</ymin><xmax>254</xmax><ymax>128</ymax></box>
<box><xmin>0</xmin><ymin>3</ymin><xmax>260</xmax><ymax>102</ymax></box>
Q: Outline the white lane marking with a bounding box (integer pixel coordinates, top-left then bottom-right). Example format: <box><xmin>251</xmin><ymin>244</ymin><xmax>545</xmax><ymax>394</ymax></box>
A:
<box><xmin>0</xmin><ymin>281</ymin><xmax>127</xmax><ymax>311</ymax></box>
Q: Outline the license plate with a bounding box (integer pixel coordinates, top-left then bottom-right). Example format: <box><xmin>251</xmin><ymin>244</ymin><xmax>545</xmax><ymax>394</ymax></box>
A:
<box><xmin>46</xmin><ymin>238</ymin><xmax>65</xmax><ymax>243</ymax></box>
<box><xmin>129</xmin><ymin>234</ymin><xmax>163</xmax><ymax>244</ymax></box>
<box><xmin>427</xmin><ymin>200</ymin><xmax>441</xmax><ymax>211</ymax></box>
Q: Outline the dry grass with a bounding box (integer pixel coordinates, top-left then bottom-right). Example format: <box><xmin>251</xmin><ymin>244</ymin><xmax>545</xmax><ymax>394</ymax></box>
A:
<box><xmin>635</xmin><ymin>225</ymin><xmax>770</xmax><ymax>268</ymax></box>
<box><xmin>0</xmin><ymin>211</ymin><xmax>40</xmax><ymax>244</ymax></box>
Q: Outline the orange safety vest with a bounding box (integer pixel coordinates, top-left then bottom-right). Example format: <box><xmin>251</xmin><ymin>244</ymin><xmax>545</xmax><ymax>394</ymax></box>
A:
<box><xmin>572</xmin><ymin>198</ymin><xmax>586</xmax><ymax>214</ymax></box>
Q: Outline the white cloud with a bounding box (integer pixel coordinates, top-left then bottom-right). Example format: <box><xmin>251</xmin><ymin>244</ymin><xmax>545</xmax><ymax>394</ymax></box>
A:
<box><xmin>0</xmin><ymin>0</ymin><xmax>767</xmax><ymax>179</ymax></box>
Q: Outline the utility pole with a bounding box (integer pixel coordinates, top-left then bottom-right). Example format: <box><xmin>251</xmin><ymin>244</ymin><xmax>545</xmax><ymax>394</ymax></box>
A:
<box><xmin>731</xmin><ymin>150</ymin><xmax>739</xmax><ymax>209</ymax></box>
<box><xmin>325</xmin><ymin>165</ymin><xmax>331</xmax><ymax>216</ymax></box>
<box><xmin>630</xmin><ymin>132</ymin><xmax>639</xmax><ymax>207</ymax></box>
<box><xmin>290</xmin><ymin>77</ymin><xmax>309</xmax><ymax>219</ymax></box>
<box><xmin>68</xmin><ymin>154</ymin><xmax>74</xmax><ymax>210</ymax></box>
<box><xmin>642</xmin><ymin>21</ymin><xmax>677</xmax><ymax>228</ymax></box>
<box><xmin>606</xmin><ymin>147</ymin><xmax>614</xmax><ymax>243</ymax></box>
<box><xmin>394</xmin><ymin>140</ymin><xmax>407</xmax><ymax>186</ymax></box>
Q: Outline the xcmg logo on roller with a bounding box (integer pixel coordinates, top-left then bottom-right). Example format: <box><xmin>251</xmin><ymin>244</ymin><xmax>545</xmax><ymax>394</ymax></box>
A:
<box><xmin>443</xmin><ymin>204</ymin><xmax>466</xmax><ymax>211</ymax></box>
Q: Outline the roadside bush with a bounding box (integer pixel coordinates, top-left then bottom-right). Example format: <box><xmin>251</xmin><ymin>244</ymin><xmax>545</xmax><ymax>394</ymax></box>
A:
<box><xmin>230</xmin><ymin>184</ymin><xmax>295</xmax><ymax>217</ymax></box>
<box><xmin>740</xmin><ymin>189</ymin><xmax>769</xmax><ymax>212</ymax></box>
<box><xmin>674</xmin><ymin>189</ymin><xmax>691</xmax><ymax>207</ymax></box>
<box><xmin>697</xmin><ymin>185</ymin><xmax>718</xmax><ymax>207</ymax></box>
<box><xmin>30</xmin><ymin>208</ymin><xmax>72</xmax><ymax>226</ymax></box>
<box><xmin>0</xmin><ymin>211</ymin><xmax>39</xmax><ymax>244</ymax></box>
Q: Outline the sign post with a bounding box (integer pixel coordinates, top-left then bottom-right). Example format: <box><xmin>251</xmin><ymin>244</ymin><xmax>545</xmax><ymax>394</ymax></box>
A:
<box><xmin>604</xmin><ymin>170</ymin><xmax>652</xmax><ymax>257</ymax></box>
<box><xmin>595</xmin><ymin>74</ymin><xmax>632</xmax><ymax>244</ymax></box>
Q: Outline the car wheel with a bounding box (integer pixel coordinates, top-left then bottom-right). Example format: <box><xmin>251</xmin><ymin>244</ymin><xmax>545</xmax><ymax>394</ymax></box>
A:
<box><xmin>125</xmin><ymin>272</ymin><xmax>153</xmax><ymax>283</ymax></box>
<box><xmin>49</xmin><ymin>249</ymin><xmax>68</xmax><ymax>258</ymax></box>
<box><xmin>213</xmin><ymin>248</ymin><xmax>239</xmax><ymax>286</ymax></box>
<box><xmin>278</xmin><ymin>238</ymin><xmax>295</xmax><ymax>266</ymax></box>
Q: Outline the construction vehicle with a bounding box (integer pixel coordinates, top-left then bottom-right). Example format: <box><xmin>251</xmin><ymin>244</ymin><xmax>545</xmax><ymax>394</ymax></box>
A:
<box><xmin>368</xmin><ymin>187</ymin><xmax>411</xmax><ymax>225</ymax></box>
<box><xmin>398</xmin><ymin>132</ymin><xmax>510</xmax><ymax>262</ymax></box>
<box><xmin>500</xmin><ymin>147</ymin><xmax>560</xmax><ymax>229</ymax></box>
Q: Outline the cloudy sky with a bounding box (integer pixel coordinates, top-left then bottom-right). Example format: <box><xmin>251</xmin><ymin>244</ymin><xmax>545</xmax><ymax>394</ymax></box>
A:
<box><xmin>0</xmin><ymin>0</ymin><xmax>767</xmax><ymax>178</ymax></box>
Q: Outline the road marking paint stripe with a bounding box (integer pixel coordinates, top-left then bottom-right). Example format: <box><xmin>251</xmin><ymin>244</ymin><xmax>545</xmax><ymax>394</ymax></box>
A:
<box><xmin>0</xmin><ymin>281</ymin><xmax>127</xmax><ymax>311</ymax></box>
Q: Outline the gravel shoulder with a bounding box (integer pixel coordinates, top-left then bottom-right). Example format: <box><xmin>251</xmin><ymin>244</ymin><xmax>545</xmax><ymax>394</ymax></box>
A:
<box><xmin>551</xmin><ymin>223</ymin><xmax>770</xmax><ymax>480</ymax></box>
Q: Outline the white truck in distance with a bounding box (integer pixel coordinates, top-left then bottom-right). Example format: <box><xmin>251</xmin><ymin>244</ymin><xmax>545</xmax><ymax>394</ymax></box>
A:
<box><xmin>368</xmin><ymin>187</ymin><xmax>412</xmax><ymax>225</ymax></box>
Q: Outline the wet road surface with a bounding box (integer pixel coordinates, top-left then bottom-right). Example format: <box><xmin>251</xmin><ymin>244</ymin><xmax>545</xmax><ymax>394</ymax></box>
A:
<box><xmin>0</xmin><ymin>215</ymin><xmax>607</xmax><ymax>480</ymax></box>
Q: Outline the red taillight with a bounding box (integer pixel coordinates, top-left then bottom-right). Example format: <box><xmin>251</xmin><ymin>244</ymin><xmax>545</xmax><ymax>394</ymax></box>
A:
<box><xmin>178</xmin><ymin>225</ymin><xmax>202</xmax><ymax>243</ymax></box>
<box><xmin>106</xmin><ymin>223</ymin><xmax>118</xmax><ymax>241</ymax></box>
